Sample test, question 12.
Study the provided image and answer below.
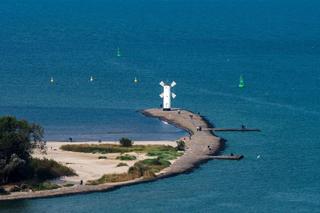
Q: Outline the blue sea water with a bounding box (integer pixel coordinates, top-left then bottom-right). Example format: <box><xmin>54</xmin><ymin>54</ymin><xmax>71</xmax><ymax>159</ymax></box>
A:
<box><xmin>0</xmin><ymin>0</ymin><xmax>320</xmax><ymax>212</ymax></box>
<box><xmin>0</xmin><ymin>106</ymin><xmax>185</xmax><ymax>141</ymax></box>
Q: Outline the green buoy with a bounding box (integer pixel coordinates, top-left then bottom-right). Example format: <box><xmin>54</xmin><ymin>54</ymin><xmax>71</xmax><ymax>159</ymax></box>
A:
<box><xmin>239</xmin><ymin>75</ymin><xmax>245</xmax><ymax>88</ymax></box>
<box><xmin>117</xmin><ymin>47</ymin><xmax>121</xmax><ymax>57</ymax></box>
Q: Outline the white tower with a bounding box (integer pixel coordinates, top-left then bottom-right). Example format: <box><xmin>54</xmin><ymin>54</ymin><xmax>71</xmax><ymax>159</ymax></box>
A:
<box><xmin>159</xmin><ymin>81</ymin><xmax>176</xmax><ymax>111</ymax></box>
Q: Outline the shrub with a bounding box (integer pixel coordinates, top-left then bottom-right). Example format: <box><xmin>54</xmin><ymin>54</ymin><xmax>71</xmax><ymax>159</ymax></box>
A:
<box><xmin>98</xmin><ymin>156</ymin><xmax>107</xmax><ymax>159</ymax></box>
<box><xmin>116</xmin><ymin>154</ymin><xmax>137</xmax><ymax>161</ymax></box>
<box><xmin>9</xmin><ymin>185</ymin><xmax>23</xmax><ymax>192</ymax></box>
<box><xmin>31</xmin><ymin>158</ymin><xmax>76</xmax><ymax>181</ymax></box>
<box><xmin>0</xmin><ymin>116</ymin><xmax>44</xmax><ymax>184</ymax></box>
<box><xmin>176</xmin><ymin>140</ymin><xmax>186</xmax><ymax>151</ymax></box>
<box><xmin>0</xmin><ymin>186</ymin><xmax>8</xmax><ymax>195</ymax></box>
<box><xmin>116</xmin><ymin>163</ymin><xmax>128</xmax><ymax>167</ymax></box>
<box><xmin>119</xmin><ymin>138</ymin><xmax>133</xmax><ymax>147</ymax></box>
<box><xmin>8</xmin><ymin>183</ymin><xmax>32</xmax><ymax>192</ymax></box>
<box><xmin>130</xmin><ymin>158</ymin><xmax>170</xmax><ymax>177</ymax></box>
<box><xmin>128</xmin><ymin>162</ymin><xmax>149</xmax><ymax>178</ymax></box>
<box><xmin>63</xmin><ymin>183</ymin><xmax>74</xmax><ymax>187</ymax></box>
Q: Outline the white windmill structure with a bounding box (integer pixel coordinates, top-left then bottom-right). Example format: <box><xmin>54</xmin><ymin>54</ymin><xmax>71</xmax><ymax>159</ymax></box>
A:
<box><xmin>159</xmin><ymin>81</ymin><xmax>176</xmax><ymax>111</ymax></box>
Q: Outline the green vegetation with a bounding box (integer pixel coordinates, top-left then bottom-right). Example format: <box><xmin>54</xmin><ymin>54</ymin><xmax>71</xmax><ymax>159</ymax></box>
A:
<box><xmin>31</xmin><ymin>158</ymin><xmax>76</xmax><ymax>181</ymax></box>
<box><xmin>63</xmin><ymin>183</ymin><xmax>74</xmax><ymax>187</ymax></box>
<box><xmin>30</xmin><ymin>182</ymin><xmax>60</xmax><ymax>191</ymax></box>
<box><xmin>61</xmin><ymin>144</ymin><xmax>130</xmax><ymax>153</ymax></box>
<box><xmin>0</xmin><ymin>186</ymin><xmax>8</xmax><ymax>195</ymax></box>
<box><xmin>119</xmin><ymin>137</ymin><xmax>133</xmax><ymax>147</ymax></box>
<box><xmin>87</xmin><ymin>173</ymin><xmax>135</xmax><ymax>185</ymax></box>
<box><xmin>116</xmin><ymin>162</ymin><xmax>128</xmax><ymax>167</ymax></box>
<box><xmin>9</xmin><ymin>183</ymin><xmax>30</xmax><ymax>192</ymax></box>
<box><xmin>176</xmin><ymin>140</ymin><xmax>186</xmax><ymax>151</ymax></box>
<box><xmin>7</xmin><ymin>181</ymin><xmax>75</xmax><ymax>193</ymax></box>
<box><xmin>87</xmin><ymin>158</ymin><xmax>171</xmax><ymax>185</ymax></box>
<box><xmin>147</xmin><ymin>147</ymin><xmax>183</xmax><ymax>161</ymax></box>
<box><xmin>98</xmin><ymin>156</ymin><xmax>107</xmax><ymax>159</ymax></box>
<box><xmin>130</xmin><ymin>158</ymin><xmax>171</xmax><ymax>175</ymax></box>
<box><xmin>60</xmin><ymin>144</ymin><xmax>182</xmax><ymax>161</ymax></box>
<box><xmin>116</xmin><ymin>154</ymin><xmax>137</xmax><ymax>161</ymax></box>
<box><xmin>0</xmin><ymin>116</ymin><xmax>44</xmax><ymax>184</ymax></box>
<box><xmin>0</xmin><ymin>116</ymin><xmax>76</xmax><ymax>186</ymax></box>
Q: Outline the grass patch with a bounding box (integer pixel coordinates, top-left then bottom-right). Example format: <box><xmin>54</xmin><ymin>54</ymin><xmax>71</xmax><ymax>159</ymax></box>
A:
<box><xmin>147</xmin><ymin>149</ymin><xmax>183</xmax><ymax>161</ymax></box>
<box><xmin>87</xmin><ymin>173</ymin><xmax>137</xmax><ymax>185</ymax></box>
<box><xmin>98</xmin><ymin>156</ymin><xmax>107</xmax><ymax>159</ymax></box>
<box><xmin>31</xmin><ymin>182</ymin><xmax>60</xmax><ymax>191</ymax></box>
<box><xmin>60</xmin><ymin>144</ymin><xmax>135</xmax><ymax>154</ymax></box>
<box><xmin>60</xmin><ymin>144</ymin><xmax>183</xmax><ymax>161</ymax></box>
<box><xmin>87</xmin><ymin>158</ymin><xmax>171</xmax><ymax>185</ymax></box>
<box><xmin>116</xmin><ymin>162</ymin><xmax>128</xmax><ymax>167</ymax></box>
<box><xmin>134</xmin><ymin>158</ymin><xmax>171</xmax><ymax>174</ymax></box>
<box><xmin>116</xmin><ymin>154</ymin><xmax>137</xmax><ymax>161</ymax></box>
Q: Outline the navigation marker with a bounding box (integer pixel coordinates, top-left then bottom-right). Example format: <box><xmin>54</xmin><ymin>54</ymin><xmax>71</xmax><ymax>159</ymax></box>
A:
<box><xmin>117</xmin><ymin>47</ymin><xmax>121</xmax><ymax>57</ymax></box>
<box><xmin>239</xmin><ymin>75</ymin><xmax>245</xmax><ymax>88</ymax></box>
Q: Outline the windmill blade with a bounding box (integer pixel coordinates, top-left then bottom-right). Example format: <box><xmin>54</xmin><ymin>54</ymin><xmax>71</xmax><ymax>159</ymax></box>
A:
<box><xmin>171</xmin><ymin>81</ymin><xmax>176</xmax><ymax>87</ymax></box>
<box><xmin>159</xmin><ymin>81</ymin><xmax>165</xmax><ymax>87</ymax></box>
<box><xmin>159</xmin><ymin>93</ymin><xmax>164</xmax><ymax>98</ymax></box>
<box><xmin>172</xmin><ymin>93</ymin><xmax>176</xmax><ymax>99</ymax></box>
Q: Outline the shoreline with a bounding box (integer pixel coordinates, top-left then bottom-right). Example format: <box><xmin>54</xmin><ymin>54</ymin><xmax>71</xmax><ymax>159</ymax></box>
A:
<box><xmin>0</xmin><ymin>108</ymin><xmax>223</xmax><ymax>201</ymax></box>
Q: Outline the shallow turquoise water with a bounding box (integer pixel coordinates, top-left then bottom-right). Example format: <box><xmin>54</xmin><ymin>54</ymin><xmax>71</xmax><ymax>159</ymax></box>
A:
<box><xmin>0</xmin><ymin>0</ymin><xmax>319</xmax><ymax>212</ymax></box>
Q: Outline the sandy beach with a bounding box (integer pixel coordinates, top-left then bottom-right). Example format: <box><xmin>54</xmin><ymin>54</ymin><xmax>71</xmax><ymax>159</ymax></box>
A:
<box><xmin>33</xmin><ymin>141</ymin><xmax>179</xmax><ymax>183</ymax></box>
<box><xmin>0</xmin><ymin>108</ymin><xmax>222</xmax><ymax>201</ymax></box>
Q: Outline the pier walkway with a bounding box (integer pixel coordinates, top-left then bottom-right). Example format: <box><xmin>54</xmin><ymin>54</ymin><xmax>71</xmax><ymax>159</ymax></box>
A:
<box><xmin>143</xmin><ymin>108</ymin><xmax>224</xmax><ymax>175</ymax></box>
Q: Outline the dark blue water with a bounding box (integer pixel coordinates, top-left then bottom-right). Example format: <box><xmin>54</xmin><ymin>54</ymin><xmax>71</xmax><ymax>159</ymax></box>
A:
<box><xmin>0</xmin><ymin>0</ymin><xmax>319</xmax><ymax>212</ymax></box>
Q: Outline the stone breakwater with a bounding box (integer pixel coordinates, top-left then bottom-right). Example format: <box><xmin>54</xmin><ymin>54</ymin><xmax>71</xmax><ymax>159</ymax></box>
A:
<box><xmin>0</xmin><ymin>108</ymin><xmax>223</xmax><ymax>201</ymax></box>
<box><xmin>142</xmin><ymin>108</ymin><xmax>223</xmax><ymax>176</ymax></box>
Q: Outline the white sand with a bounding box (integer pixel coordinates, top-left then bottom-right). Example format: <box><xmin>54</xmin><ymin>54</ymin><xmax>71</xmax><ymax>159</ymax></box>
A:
<box><xmin>32</xmin><ymin>141</ymin><xmax>177</xmax><ymax>184</ymax></box>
